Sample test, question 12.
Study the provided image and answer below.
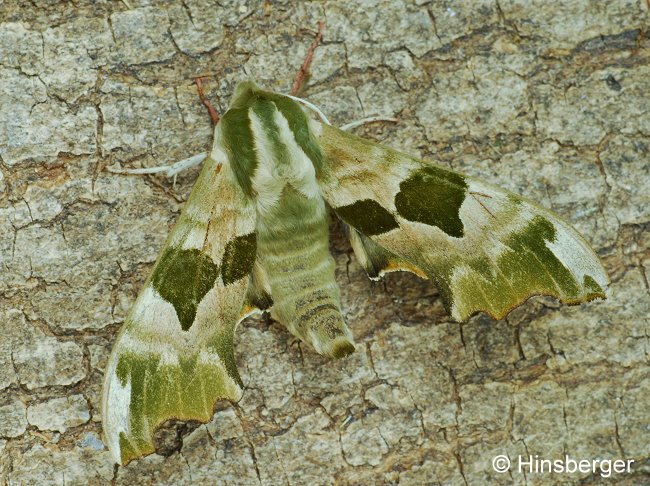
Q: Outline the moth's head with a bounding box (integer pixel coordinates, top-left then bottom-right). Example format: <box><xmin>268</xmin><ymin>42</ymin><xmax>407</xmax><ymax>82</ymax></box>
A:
<box><xmin>228</xmin><ymin>80</ymin><xmax>284</xmax><ymax>112</ymax></box>
<box><xmin>228</xmin><ymin>81</ymin><xmax>260</xmax><ymax>109</ymax></box>
<box><xmin>226</xmin><ymin>81</ymin><xmax>308</xmax><ymax>117</ymax></box>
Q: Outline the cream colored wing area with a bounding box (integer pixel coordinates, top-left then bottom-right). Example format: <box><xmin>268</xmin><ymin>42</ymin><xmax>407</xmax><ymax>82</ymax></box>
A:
<box><xmin>346</xmin><ymin>224</ymin><xmax>427</xmax><ymax>281</ymax></box>
<box><xmin>316</xmin><ymin>123</ymin><xmax>609</xmax><ymax>321</ymax></box>
<box><xmin>102</xmin><ymin>138</ymin><xmax>258</xmax><ymax>465</ymax></box>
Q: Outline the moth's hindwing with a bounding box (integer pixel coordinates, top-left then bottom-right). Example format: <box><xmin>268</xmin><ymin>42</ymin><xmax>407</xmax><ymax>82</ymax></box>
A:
<box><xmin>317</xmin><ymin>123</ymin><xmax>609</xmax><ymax>321</ymax></box>
<box><xmin>102</xmin><ymin>141</ymin><xmax>258</xmax><ymax>465</ymax></box>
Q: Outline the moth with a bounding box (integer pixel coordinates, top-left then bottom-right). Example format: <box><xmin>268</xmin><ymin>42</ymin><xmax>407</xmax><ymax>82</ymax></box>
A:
<box><xmin>102</xmin><ymin>80</ymin><xmax>608</xmax><ymax>465</ymax></box>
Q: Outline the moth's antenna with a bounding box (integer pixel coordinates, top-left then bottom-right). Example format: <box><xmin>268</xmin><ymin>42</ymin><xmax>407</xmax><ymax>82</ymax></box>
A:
<box><xmin>195</xmin><ymin>77</ymin><xmax>220</xmax><ymax>125</ymax></box>
<box><xmin>284</xmin><ymin>22</ymin><xmax>331</xmax><ymax>125</ymax></box>
<box><xmin>284</xmin><ymin>94</ymin><xmax>331</xmax><ymax>126</ymax></box>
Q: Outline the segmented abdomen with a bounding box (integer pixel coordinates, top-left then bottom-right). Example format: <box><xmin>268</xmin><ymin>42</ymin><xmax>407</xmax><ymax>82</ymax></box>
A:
<box><xmin>256</xmin><ymin>187</ymin><xmax>355</xmax><ymax>358</ymax></box>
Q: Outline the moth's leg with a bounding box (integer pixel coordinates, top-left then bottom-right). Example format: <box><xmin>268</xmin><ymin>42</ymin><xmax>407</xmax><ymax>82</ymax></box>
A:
<box><xmin>290</xmin><ymin>21</ymin><xmax>325</xmax><ymax>96</ymax></box>
<box><xmin>108</xmin><ymin>77</ymin><xmax>223</xmax><ymax>183</ymax></box>
<box><xmin>107</xmin><ymin>152</ymin><xmax>208</xmax><ymax>186</ymax></box>
<box><xmin>340</xmin><ymin>116</ymin><xmax>398</xmax><ymax>131</ymax></box>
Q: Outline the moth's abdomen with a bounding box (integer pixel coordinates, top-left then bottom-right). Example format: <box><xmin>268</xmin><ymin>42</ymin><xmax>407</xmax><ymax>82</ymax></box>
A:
<box><xmin>257</xmin><ymin>187</ymin><xmax>355</xmax><ymax>359</ymax></box>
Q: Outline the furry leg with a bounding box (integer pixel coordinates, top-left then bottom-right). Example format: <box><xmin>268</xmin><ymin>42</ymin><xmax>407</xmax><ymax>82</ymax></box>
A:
<box><xmin>107</xmin><ymin>152</ymin><xmax>208</xmax><ymax>186</ymax></box>
<box><xmin>340</xmin><ymin>116</ymin><xmax>398</xmax><ymax>131</ymax></box>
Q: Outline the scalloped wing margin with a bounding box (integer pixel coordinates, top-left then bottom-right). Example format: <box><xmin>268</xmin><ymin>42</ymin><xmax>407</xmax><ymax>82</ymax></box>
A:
<box><xmin>102</xmin><ymin>140</ymin><xmax>259</xmax><ymax>465</ymax></box>
<box><xmin>316</xmin><ymin>123</ymin><xmax>609</xmax><ymax>321</ymax></box>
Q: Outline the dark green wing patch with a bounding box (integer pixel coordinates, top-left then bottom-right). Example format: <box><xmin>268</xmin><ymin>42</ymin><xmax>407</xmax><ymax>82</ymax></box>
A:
<box><xmin>335</xmin><ymin>199</ymin><xmax>399</xmax><ymax>236</ymax></box>
<box><xmin>151</xmin><ymin>248</ymin><xmax>219</xmax><ymax>331</ymax></box>
<box><xmin>395</xmin><ymin>166</ymin><xmax>468</xmax><ymax>238</ymax></box>
<box><xmin>221</xmin><ymin>233</ymin><xmax>257</xmax><ymax>285</ymax></box>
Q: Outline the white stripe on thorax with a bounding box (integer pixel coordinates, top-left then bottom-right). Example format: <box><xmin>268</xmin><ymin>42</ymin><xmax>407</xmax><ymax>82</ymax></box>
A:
<box><xmin>249</xmin><ymin>104</ymin><xmax>320</xmax><ymax>214</ymax></box>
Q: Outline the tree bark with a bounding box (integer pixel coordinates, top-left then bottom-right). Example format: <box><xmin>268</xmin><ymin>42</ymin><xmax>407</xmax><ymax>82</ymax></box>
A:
<box><xmin>0</xmin><ymin>1</ymin><xmax>648</xmax><ymax>484</ymax></box>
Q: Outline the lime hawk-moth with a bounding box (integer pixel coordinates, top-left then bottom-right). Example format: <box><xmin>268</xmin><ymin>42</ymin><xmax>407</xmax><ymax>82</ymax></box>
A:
<box><xmin>102</xmin><ymin>80</ymin><xmax>608</xmax><ymax>465</ymax></box>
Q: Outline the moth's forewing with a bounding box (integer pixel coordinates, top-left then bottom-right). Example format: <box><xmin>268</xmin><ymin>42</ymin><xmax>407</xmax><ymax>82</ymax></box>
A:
<box><xmin>316</xmin><ymin>123</ymin><xmax>608</xmax><ymax>321</ymax></box>
<box><xmin>102</xmin><ymin>143</ymin><xmax>257</xmax><ymax>465</ymax></box>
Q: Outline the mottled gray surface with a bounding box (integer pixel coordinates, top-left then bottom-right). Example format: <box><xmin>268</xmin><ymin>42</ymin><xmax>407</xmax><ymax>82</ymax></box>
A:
<box><xmin>0</xmin><ymin>1</ymin><xmax>648</xmax><ymax>485</ymax></box>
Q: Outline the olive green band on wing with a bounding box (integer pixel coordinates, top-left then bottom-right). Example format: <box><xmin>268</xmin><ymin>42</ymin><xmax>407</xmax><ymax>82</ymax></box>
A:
<box><xmin>436</xmin><ymin>215</ymin><xmax>606</xmax><ymax>320</ymax></box>
<box><xmin>114</xmin><ymin>350</ymin><xmax>242</xmax><ymax>464</ymax></box>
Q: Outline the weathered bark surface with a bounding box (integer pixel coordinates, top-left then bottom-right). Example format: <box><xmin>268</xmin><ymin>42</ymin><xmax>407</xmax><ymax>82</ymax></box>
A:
<box><xmin>0</xmin><ymin>1</ymin><xmax>648</xmax><ymax>484</ymax></box>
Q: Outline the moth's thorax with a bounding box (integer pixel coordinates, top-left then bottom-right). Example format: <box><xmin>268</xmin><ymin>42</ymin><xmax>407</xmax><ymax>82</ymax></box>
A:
<box><xmin>214</xmin><ymin>82</ymin><xmax>325</xmax><ymax>214</ymax></box>
<box><xmin>247</xmin><ymin>102</ymin><xmax>319</xmax><ymax>212</ymax></box>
